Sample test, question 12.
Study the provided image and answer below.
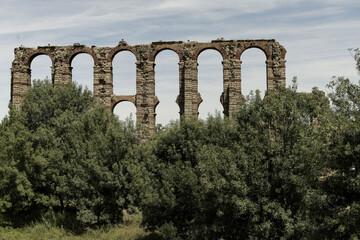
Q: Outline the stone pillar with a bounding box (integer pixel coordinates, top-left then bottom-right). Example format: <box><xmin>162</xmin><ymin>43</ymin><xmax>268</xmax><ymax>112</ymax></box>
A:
<box><xmin>266</xmin><ymin>58</ymin><xmax>286</xmax><ymax>90</ymax></box>
<box><xmin>94</xmin><ymin>59</ymin><xmax>113</xmax><ymax>108</ymax></box>
<box><xmin>177</xmin><ymin>61</ymin><xmax>185</xmax><ymax>116</ymax></box>
<box><xmin>229</xmin><ymin>59</ymin><xmax>242</xmax><ymax>117</ymax></box>
<box><xmin>266</xmin><ymin>41</ymin><xmax>286</xmax><ymax>90</ymax></box>
<box><xmin>10</xmin><ymin>62</ymin><xmax>31</xmax><ymax>109</ymax></box>
<box><xmin>222</xmin><ymin>58</ymin><xmax>242</xmax><ymax>117</ymax></box>
<box><xmin>52</xmin><ymin>62</ymin><xmax>72</xmax><ymax>86</ymax></box>
<box><xmin>136</xmin><ymin>59</ymin><xmax>156</xmax><ymax>134</ymax></box>
<box><xmin>180</xmin><ymin>59</ymin><xmax>199</xmax><ymax>118</ymax></box>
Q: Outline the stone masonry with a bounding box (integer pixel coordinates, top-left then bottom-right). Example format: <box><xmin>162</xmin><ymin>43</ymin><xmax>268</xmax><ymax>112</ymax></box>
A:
<box><xmin>10</xmin><ymin>39</ymin><xmax>286</xmax><ymax>133</ymax></box>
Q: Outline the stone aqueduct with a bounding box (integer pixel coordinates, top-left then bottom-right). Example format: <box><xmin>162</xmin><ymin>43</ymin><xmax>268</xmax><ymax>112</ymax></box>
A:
<box><xmin>11</xmin><ymin>39</ymin><xmax>286</xmax><ymax>132</ymax></box>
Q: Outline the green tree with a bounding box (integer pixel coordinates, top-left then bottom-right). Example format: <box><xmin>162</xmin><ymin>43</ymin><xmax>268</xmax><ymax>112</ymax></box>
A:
<box><xmin>0</xmin><ymin>80</ymin><xmax>139</xmax><ymax>229</ymax></box>
<box><xmin>140</xmin><ymin>82</ymin><xmax>331</xmax><ymax>239</ymax></box>
<box><xmin>319</xmin><ymin>75</ymin><xmax>360</xmax><ymax>238</ymax></box>
<box><xmin>349</xmin><ymin>48</ymin><xmax>360</xmax><ymax>75</ymax></box>
<box><xmin>0</xmin><ymin>111</ymin><xmax>35</xmax><ymax>226</ymax></box>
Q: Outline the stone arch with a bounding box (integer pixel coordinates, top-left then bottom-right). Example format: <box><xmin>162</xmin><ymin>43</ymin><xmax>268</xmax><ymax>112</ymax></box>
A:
<box><xmin>149</xmin><ymin>46</ymin><xmax>182</xmax><ymax>62</ymax></box>
<box><xmin>107</xmin><ymin>46</ymin><xmax>140</xmax><ymax>63</ymax></box>
<box><xmin>112</xmin><ymin>50</ymin><xmax>137</xmax><ymax>96</ymax></box>
<box><xmin>27</xmin><ymin>50</ymin><xmax>54</xmax><ymax>85</ymax></box>
<box><xmin>67</xmin><ymin>48</ymin><xmax>98</xmax><ymax>65</ymax></box>
<box><xmin>112</xmin><ymin>97</ymin><xmax>137</xmax><ymax>122</ymax></box>
<box><xmin>70</xmin><ymin>52</ymin><xmax>95</xmax><ymax>92</ymax></box>
<box><xmin>197</xmin><ymin>48</ymin><xmax>224</xmax><ymax>119</ymax></box>
<box><xmin>111</xmin><ymin>96</ymin><xmax>136</xmax><ymax>113</ymax></box>
<box><xmin>26</xmin><ymin>49</ymin><xmax>54</xmax><ymax>67</ymax></box>
<box><xmin>240</xmin><ymin>47</ymin><xmax>268</xmax><ymax>98</ymax></box>
<box><xmin>237</xmin><ymin>44</ymin><xmax>270</xmax><ymax>61</ymax></box>
<box><xmin>153</xmin><ymin>49</ymin><xmax>180</xmax><ymax>124</ymax></box>
<box><xmin>194</xmin><ymin>44</ymin><xmax>227</xmax><ymax>61</ymax></box>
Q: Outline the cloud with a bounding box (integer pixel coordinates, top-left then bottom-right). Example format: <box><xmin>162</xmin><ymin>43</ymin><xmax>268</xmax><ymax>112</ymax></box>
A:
<box><xmin>0</xmin><ymin>0</ymin><xmax>318</xmax><ymax>36</ymax></box>
<box><xmin>0</xmin><ymin>0</ymin><xmax>359</xmax><ymax>122</ymax></box>
<box><xmin>153</xmin><ymin>0</ymin><xmax>299</xmax><ymax>13</ymax></box>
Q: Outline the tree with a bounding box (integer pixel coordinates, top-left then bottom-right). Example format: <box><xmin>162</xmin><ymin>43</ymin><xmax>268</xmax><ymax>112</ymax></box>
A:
<box><xmin>140</xmin><ymin>82</ymin><xmax>331</xmax><ymax>239</ymax></box>
<box><xmin>318</xmin><ymin>75</ymin><xmax>360</xmax><ymax>239</ymax></box>
<box><xmin>349</xmin><ymin>48</ymin><xmax>360</xmax><ymax>75</ymax></box>
<box><xmin>0</xmin><ymin>80</ymin><xmax>139</xmax><ymax>229</ymax></box>
<box><xmin>0</xmin><ymin>111</ymin><xmax>35</xmax><ymax>226</ymax></box>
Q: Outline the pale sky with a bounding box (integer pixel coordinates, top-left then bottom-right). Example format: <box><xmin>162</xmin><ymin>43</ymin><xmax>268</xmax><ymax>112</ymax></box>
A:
<box><xmin>0</xmin><ymin>0</ymin><xmax>359</xmax><ymax>125</ymax></box>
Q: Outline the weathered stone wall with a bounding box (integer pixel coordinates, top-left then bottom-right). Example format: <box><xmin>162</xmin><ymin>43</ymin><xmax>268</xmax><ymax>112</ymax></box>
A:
<box><xmin>10</xmin><ymin>39</ymin><xmax>287</xmax><ymax>134</ymax></box>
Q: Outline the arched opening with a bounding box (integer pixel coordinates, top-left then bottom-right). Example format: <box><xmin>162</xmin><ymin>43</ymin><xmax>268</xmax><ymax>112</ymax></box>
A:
<box><xmin>113</xmin><ymin>101</ymin><xmax>136</xmax><ymax>122</ymax></box>
<box><xmin>240</xmin><ymin>48</ymin><xmax>267</xmax><ymax>99</ymax></box>
<box><xmin>154</xmin><ymin>50</ymin><xmax>179</xmax><ymax>126</ymax></box>
<box><xmin>112</xmin><ymin>51</ymin><xmax>136</xmax><ymax>96</ymax></box>
<box><xmin>30</xmin><ymin>54</ymin><xmax>52</xmax><ymax>83</ymax></box>
<box><xmin>197</xmin><ymin>49</ymin><xmax>223</xmax><ymax>119</ymax></box>
<box><xmin>71</xmin><ymin>53</ymin><xmax>94</xmax><ymax>93</ymax></box>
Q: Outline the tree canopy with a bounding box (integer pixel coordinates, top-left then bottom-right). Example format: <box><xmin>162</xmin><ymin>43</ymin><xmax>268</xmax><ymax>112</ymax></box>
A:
<box><xmin>0</xmin><ymin>80</ymin><xmax>138</xmax><ymax>230</ymax></box>
<box><xmin>1</xmin><ymin>50</ymin><xmax>360</xmax><ymax>239</ymax></box>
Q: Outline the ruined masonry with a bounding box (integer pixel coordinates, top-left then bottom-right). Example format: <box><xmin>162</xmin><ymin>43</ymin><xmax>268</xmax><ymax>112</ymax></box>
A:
<box><xmin>11</xmin><ymin>39</ymin><xmax>286</xmax><ymax>133</ymax></box>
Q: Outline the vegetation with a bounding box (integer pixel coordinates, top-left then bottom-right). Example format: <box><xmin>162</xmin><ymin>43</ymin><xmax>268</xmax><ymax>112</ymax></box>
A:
<box><xmin>1</xmin><ymin>49</ymin><xmax>360</xmax><ymax>239</ymax></box>
<box><xmin>139</xmin><ymin>84</ymin><xmax>331</xmax><ymax>239</ymax></box>
<box><xmin>0</xmin><ymin>81</ymin><xmax>139</xmax><ymax>231</ymax></box>
<box><xmin>0</xmin><ymin>210</ymin><xmax>160</xmax><ymax>240</ymax></box>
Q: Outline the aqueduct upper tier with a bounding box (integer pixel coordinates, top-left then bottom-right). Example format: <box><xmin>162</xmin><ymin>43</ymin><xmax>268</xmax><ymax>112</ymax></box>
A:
<box><xmin>11</xmin><ymin>39</ymin><xmax>286</xmax><ymax>133</ymax></box>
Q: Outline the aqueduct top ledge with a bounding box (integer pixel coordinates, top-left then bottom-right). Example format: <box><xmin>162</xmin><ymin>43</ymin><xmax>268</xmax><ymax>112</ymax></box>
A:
<box><xmin>13</xmin><ymin>39</ymin><xmax>286</xmax><ymax>67</ymax></box>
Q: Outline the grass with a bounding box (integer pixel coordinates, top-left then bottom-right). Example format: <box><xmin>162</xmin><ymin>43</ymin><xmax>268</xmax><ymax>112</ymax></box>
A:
<box><xmin>0</xmin><ymin>224</ymin><xmax>160</xmax><ymax>240</ymax></box>
<box><xmin>0</xmin><ymin>210</ymin><xmax>162</xmax><ymax>240</ymax></box>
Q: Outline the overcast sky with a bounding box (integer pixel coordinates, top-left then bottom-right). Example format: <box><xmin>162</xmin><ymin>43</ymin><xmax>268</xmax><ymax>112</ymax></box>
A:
<box><xmin>0</xmin><ymin>0</ymin><xmax>359</xmax><ymax>124</ymax></box>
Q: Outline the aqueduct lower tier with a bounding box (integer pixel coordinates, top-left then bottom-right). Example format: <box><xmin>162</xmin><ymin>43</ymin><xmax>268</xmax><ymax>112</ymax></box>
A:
<box><xmin>11</xmin><ymin>39</ymin><xmax>286</xmax><ymax>133</ymax></box>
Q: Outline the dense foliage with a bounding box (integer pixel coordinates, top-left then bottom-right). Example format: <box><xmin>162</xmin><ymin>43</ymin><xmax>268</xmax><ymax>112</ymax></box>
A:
<box><xmin>1</xmin><ymin>50</ymin><xmax>360</xmax><ymax>239</ymax></box>
<box><xmin>139</xmin><ymin>84</ymin><xmax>331</xmax><ymax>239</ymax></box>
<box><xmin>0</xmin><ymin>80</ymin><xmax>138</xmax><ymax>230</ymax></box>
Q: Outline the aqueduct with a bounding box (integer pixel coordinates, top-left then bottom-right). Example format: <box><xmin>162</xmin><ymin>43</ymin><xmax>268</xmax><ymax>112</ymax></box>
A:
<box><xmin>11</xmin><ymin>39</ymin><xmax>286</xmax><ymax>133</ymax></box>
